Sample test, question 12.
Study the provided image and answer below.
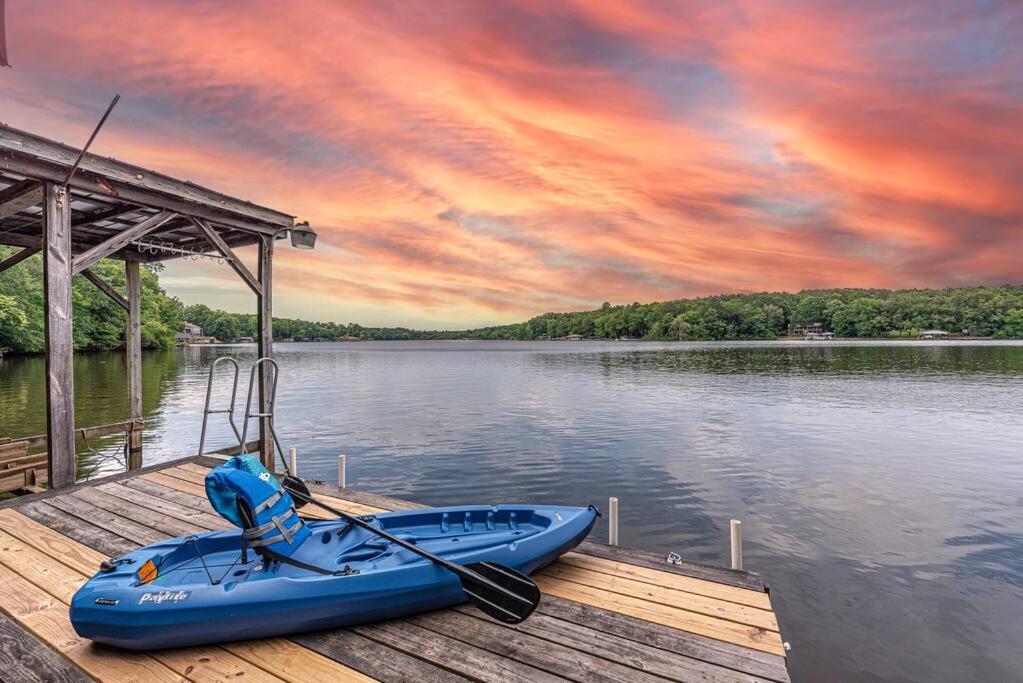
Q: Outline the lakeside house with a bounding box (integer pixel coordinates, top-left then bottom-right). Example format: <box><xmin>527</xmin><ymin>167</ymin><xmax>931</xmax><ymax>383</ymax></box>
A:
<box><xmin>790</xmin><ymin>321</ymin><xmax>824</xmax><ymax>337</ymax></box>
<box><xmin>918</xmin><ymin>330</ymin><xmax>950</xmax><ymax>340</ymax></box>
<box><xmin>173</xmin><ymin>322</ymin><xmax>215</xmax><ymax>345</ymax></box>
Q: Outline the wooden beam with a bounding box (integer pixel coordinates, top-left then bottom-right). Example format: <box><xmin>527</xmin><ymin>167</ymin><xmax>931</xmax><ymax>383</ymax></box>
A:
<box><xmin>193</xmin><ymin>218</ymin><xmax>261</xmax><ymax>295</ymax></box>
<box><xmin>0</xmin><ymin>126</ymin><xmax>293</xmax><ymax>230</ymax></box>
<box><xmin>125</xmin><ymin>261</ymin><xmax>143</xmax><ymax>470</ymax></box>
<box><xmin>42</xmin><ymin>182</ymin><xmax>76</xmax><ymax>489</ymax></box>
<box><xmin>79</xmin><ymin>268</ymin><xmax>128</xmax><ymax>311</ymax></box>
<box><xmin>71</xmin><ymin>203</ymin><xmax>141</xmax><ymax>228</ymax></box>
<box><xmin>257</xmin><ymin>235</ymin><xmax>274</xmax><ymax>470</ymax></box>
<box><xmin>71</xmin><ymin>210</ymin><xmax>175</xmax><ymax>275</ymax></box>
<box><xmin>0</xmin><ymin>230</ymin><xmax>145</xmax><ymax>260</ymax></box>
<box><xmin>0</xmin><ymin>179</ymin><xmax>43</xmax><ymax>220</ymax></box>
<box><xmin>0</xmin><ymin>247</ymin><xmax>38</xmax><ymax>274</ymax></box>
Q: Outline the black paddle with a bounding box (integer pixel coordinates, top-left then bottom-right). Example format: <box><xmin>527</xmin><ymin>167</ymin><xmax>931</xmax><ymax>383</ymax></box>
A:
<box><xmin>281</xmin><ymin>476</ymin><xmax>541</xmax><ymax>624</ymax></box>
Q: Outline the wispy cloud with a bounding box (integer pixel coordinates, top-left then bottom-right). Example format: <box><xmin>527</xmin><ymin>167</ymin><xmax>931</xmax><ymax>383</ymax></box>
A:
<box><xmin>2</xmin><ymin>0</ymin><xmax>1020</xmax><ymax>326</ymax></box>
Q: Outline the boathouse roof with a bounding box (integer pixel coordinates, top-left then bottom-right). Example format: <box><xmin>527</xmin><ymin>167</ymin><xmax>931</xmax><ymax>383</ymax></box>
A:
<box><xmin>0</xmin><ymin>124</ymin><xmax>295</xmax><ymax>261</ymax></box>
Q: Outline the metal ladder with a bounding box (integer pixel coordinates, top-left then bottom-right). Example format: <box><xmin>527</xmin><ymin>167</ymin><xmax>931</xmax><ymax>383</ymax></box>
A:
<box><xmin>197</xmin><ymin>357</ymin><xmax>288</xmax><ymax>471</ymax></box>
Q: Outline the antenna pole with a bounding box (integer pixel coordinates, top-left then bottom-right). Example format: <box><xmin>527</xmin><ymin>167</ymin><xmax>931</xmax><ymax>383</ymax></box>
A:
<box><xmin>64</xmin><ymin>94</ymin><xmax>120</xmax><ymax>186</ymax></box>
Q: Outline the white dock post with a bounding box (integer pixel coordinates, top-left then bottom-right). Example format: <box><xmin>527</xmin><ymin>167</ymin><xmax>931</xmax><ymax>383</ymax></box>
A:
<box><xmin>730</xmin><ymin>519</ymin><xmax>743</xmax><ymax>570</ymax></box>
<box><xmin>288</xmin><ymin>447</ymin><xmax>298</xmax><ymax>476</ymax></box>
<box><xmin>608</xmin><ymin>497</ymin><xmax>619</xmax><ymax>546</ymax></box>
<box><xmin>338</xmin><ymin>453</ymin><xmax>347</xmax><ymax>489</ymax></box>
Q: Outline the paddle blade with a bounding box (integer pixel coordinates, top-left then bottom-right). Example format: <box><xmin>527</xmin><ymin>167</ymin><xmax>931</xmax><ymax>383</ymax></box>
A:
<box><xmin>281</xmin><ymin>475</ymin><xmax>310</xmax><ymax>510</ymax></box>
<box><xmin>460</xmin><ymin>562</ymin><xmax>540</xmax><ymax>624</ymax></box>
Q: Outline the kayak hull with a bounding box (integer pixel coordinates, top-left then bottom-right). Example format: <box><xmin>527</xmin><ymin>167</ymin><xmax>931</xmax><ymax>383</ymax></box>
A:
<box><xmin>70</xmin><ymin>504</ymin><xmax>597</xmax><ymax>650</ymax></box>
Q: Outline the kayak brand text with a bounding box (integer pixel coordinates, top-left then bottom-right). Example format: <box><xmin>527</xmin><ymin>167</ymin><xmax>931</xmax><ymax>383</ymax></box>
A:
<box><xmin>138</xmin><ymin>590</ymin><xmax>190</xmax><ymax>605</ymax></box>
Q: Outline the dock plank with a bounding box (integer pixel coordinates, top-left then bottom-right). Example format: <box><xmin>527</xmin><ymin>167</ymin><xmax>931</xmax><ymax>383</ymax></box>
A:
<box><xmin>353</xmin><ymin>619</ymin><xmax>566</xmax><ymax>683</ymax></box>
<box><xmin>46</xmin><ymin>494</ymin><xmax>169</xmax><ymax>546</ymax></box>
<box><xmin>293</xmin><ymin>628</ymin><xmax>472</xmax><ymax>683</ymax></box>
<box><xmin>576</xmin><ymin>541</ymin><xmax>766</xmax><ymax>592</ymax></box>
<box><xmin>0</xmin><ymin>612</ymin><xmax>90</xmax><ymax>683</ymax></box>
<box><xmin>452</xmin><ymin>602</ymin><xmax>776</xmax><ymax>683</ymax></box>
<box><xmin>536</xmin><ymin>574</ymin><xmax>786</xmax><ymax>657</ymax></box>
<box><xmin>541</xmin><ymin>562</ymin><xmax>779</xmax><ymax>631</ymax></box>
<box><xmin>98</xmin><ymin>481</ymin><xmax>227</xmax><ymax>531</ymax></box>
<box><xmin>17</xmin><ymin>500</ymin><xmax>137</xmax><ymax>558</ymax></box>
<box><xmin>0</xmin><ymin>565</ymin><xmax>186</xmax><ymax>682</ymax></box>
<box><xmin>559</xmin><ymin>552</ymin><xmax>773</xmax><ymax>610</ymax></box>
<box><xmin>410</xmin><ymin>608</ymin><xmax>671</xmax><ymax>683</ymax></box>
<box><xmin>538</xmin><ymin>595</ymin><xmax>790</xmax><ymax>683</ymax></box>
<box><xmin>72</xmin><ymin>486</ymin><xmax>203</xmax><ymax>538</ymax></box>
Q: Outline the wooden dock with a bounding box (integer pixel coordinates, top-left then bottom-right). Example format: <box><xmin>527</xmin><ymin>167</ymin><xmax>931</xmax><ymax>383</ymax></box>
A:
<box><xmin>0</xmin><ymin>456</ymin><xmax>789</xmax><ymax>682</ymax></box>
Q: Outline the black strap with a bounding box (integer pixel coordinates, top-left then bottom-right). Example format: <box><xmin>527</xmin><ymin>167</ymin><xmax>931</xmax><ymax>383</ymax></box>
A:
<box><xmin>260</xmin><ymin>548</ymin><xmax>350</xmax><ymax>576</ymax></box>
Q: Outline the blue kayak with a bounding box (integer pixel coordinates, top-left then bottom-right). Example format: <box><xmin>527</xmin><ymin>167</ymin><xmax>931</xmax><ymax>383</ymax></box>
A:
<box><xmin>70</xmin><ymin>503</ymin><xmax>597</xmax><ymax>650</ymax></box>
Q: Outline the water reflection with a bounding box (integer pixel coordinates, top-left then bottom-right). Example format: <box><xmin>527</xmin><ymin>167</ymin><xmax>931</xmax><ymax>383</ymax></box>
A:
<box><xmin>2</xmin><ymin>340</ymin><xmax>1023</xmax><ymax>680</ymax></box>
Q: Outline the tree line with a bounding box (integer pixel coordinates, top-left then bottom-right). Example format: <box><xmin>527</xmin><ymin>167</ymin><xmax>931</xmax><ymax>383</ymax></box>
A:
<box><xmin>3</xmin><ymin>244</ymin><xmax>1023</xmax><ymax>353</ymax></box>
<box><xmin>0</xmin><ymin>247</ymin><xmax>183</xmax><ymax>354</ymax></box>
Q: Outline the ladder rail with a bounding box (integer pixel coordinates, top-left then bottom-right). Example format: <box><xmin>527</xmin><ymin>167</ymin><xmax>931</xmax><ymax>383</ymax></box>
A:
<box><xmin>197</xmin><ymin>357</ymin><xmax>242</xmax><ymax>456</ymax></box>
<box><xmin>240</xmin><ymin>357</ymin><xmax>289</xmax><ymax>472</ymax></box>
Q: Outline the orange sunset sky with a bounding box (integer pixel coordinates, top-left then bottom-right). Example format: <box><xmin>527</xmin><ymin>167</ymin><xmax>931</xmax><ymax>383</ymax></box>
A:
<box><xmin>2</xmin><ymin>1</ymin><xmax>1021</xmax><ymax>328</ymax></box>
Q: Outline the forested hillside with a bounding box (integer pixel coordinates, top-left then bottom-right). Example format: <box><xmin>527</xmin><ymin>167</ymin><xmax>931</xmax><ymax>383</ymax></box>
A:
<box><xmin>0</xmin><ymin>246</ymin><xmax>183</xmax><ymax>354</ymax></box>
<box><xmin>3</xmin><ymin>242</ymin><xmax>1023</xmax><ymax>353</ymax></box>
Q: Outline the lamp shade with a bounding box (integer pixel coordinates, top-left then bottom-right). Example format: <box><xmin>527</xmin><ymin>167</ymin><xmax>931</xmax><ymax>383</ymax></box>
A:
<box><xmin>290</xmin><ymin>221</ymin><xmax>317</xmax><ymax>250</ymax></box>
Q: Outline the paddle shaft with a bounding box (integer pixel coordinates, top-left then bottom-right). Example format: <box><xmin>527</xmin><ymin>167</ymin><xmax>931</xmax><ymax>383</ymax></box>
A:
<box><xmin>284</xmin><ymin>485</ymin><xmax>533</xmax><ymax>606</ymax></box>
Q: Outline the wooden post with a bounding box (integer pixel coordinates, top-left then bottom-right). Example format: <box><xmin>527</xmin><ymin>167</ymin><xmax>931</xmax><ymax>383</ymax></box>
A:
<box><xmin>42</xmin><ymin>182</ymin><xmax>76</xmax><ymax>489</ymax></box>
<box><xmin>256</xmin><ymin>235</ymin><xmax>274</xmax><ymax>470</ymax></box>
<box><xmin>289</xmin><ymin>447</ymin><xmax>298</xmax><ymax>476</ymax></box>
<box><xmin>730</xmin><ymin>519</ymin><xmax>743</xmax><ymax>570</ymax></box>
<box><xmin>125</xmin><ymin>260</ymin><xmax>143</xmax><ymax>470</ymax></box>
<box><xmin>608</xmin><ymin>496</ymin><xmax>619</xmax><ymax>546</ymax></box>
<box><xmin>338</xmin><ymin>454</ymin><xmax>346</xmax><ymax>488</ymax></box>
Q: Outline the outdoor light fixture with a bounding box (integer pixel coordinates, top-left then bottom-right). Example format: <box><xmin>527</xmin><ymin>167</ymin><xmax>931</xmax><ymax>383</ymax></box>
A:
<box><xmin>288</xmin><ymin>221</ymin><xmax>317</xmax><ymax>250</ymax></box>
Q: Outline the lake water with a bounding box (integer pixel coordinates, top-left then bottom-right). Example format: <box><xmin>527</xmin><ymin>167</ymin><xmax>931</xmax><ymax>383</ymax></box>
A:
<box><xmin>2</xmin><ymin>340</ymin><xmax>1022</xmax><ymax>681</ymax></box>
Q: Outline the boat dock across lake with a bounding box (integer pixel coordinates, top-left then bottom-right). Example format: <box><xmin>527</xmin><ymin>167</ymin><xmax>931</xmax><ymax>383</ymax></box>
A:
<box><xmin>0</xmin><ymin>455</ymin><xmax>789</xmax><ymax>682</ymax></box>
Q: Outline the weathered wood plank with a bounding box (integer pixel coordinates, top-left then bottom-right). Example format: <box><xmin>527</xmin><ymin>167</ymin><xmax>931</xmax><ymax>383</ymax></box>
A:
<box><xmin>0</xmin><ymin>538</ymin><xmax>285</xmax><ymax>682</ymax></box>
<box><xmin>0</xmin><ymin>565</ymin><xmax>186</xmax><ymax>682</ymax></box>
<box><xmin>537</xmin><ymin>595</ymin><xmax>790</xmax><ymax>682</ymax></box>
<box><xmin>0</xmin><ymin>246</ymin><xmax>39</xmax><ymax>274</ymax></box>
<box><xmin>576</xmin><ymin>540</ymin><xmax>766</xmax><ymax>592</ymax></box>
<box><xmin>0</xmin><ymin>179</ymin><xmax>43</xmax><ymax>220</ymax></box>
<box><xmin>79</xmin><ymin>268</ymin><xmax>128</xmax><ymax>311</ymax></box>
<box><xmin>410</xmin><ymin>609</ymin><xmax>668</xmax><ymax>683</ymax></box>
<box><xmin>559</xmin><ymin>552</ymin><xmax>773</xmax><ymax>610</ymax></box>
<box><xmin>15</xmin><ymin>500</ymin><xmax>136</xmax><ymax>558</ymax></box>
<box><xmin>536</xmin><ymin>575</ymin><xmax>786</xmax><ymax>657</ymax></box>
<box><xmin>293</xmin><ymin>628</ymin><xmax>472</xmax><ymax>683</ymax></box>
<box><xmin>45</xmin><ymin>494</ymin><xmax>169</xmax><ymax>546</ymax></box>
<box><xmin>541</xmin><ymin>563</ymin><xmax>779</xmax><ymax>631</ymax></box>
<box><xmin>354</xmin><ymin>620</ymin><xmax>563</xmax><ymax>683</ymax></box>
<box><xmin>71</xmin><ymin>486</ymin><xmax>202</xmax><ymax>538</ymax></box>
<box><xmin>455</xmin><ymin>600</ymin><xmax>784</xmax><ymax>683</ymax></box>
<box><xmin>42</xmin><ymin>182</ymin><xmax>76</xmax><ymax>490</ymax></box>
<box><xmin>125</xmin><ymin>260</ymin><xmax>143</xmax><ymax>470</ymax></box>
<box><xmin>0</xmin><ymin>612</ymin><xmax>90</xmax><ymax>683</ymax></box>
<box><xmin>0</xmin><ymin>509</ymin><xmax>107</xmax><ymax>575</ymax></box>
<box><xmin>226</xmin><ymin>638</ymin><xmax>380</xmax><ymax>683</ymax></box>
<box><xmin>105</xmin><ymin>480</ymin><xmax>227</xmax><ymax>530</ymax></box>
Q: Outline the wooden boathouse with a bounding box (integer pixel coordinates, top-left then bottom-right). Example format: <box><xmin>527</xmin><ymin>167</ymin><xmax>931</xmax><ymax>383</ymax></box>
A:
<box><xmin>0</xmin><ymin>123</ymin><xmax>308</xmax><ymax>486</ymax></box>
<box><xmin>0</xmin><ymin>456</ymin><xmax>790</xmax><ymax>682</ymax></box>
